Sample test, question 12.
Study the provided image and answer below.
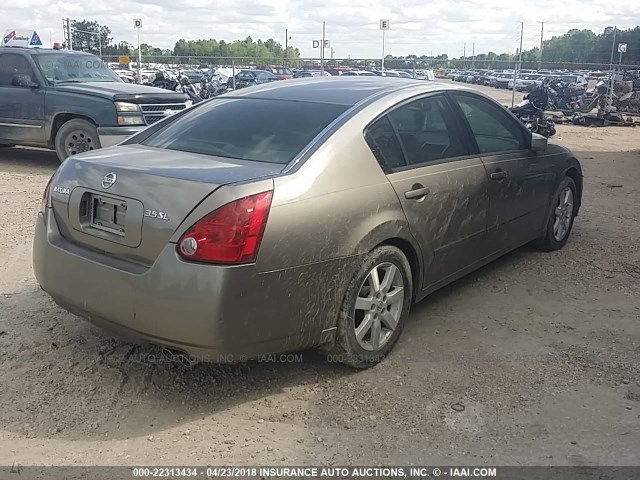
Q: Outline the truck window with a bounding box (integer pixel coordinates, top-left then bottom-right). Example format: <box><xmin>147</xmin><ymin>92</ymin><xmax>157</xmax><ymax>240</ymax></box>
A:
<box><xmin>0</xmin><ymin>53</ymin><xmax>34</xmax><ymax>86</ymax></box>
<box><xmin>34</xmin><ymin>53</ymin><xmax>120</xmax><ymax>84</ymax></box>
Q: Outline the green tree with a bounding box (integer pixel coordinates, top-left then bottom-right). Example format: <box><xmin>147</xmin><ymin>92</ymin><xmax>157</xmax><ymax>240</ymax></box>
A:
<box><xmin>70</xmin><ymin>20</ymin><xmax>112</xmax><ymax>54</ymax></box>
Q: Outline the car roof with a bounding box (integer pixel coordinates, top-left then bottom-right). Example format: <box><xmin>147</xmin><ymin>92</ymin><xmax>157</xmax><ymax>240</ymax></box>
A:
<box><xmin>227</xmin><ymin>77</ymin><xmax>464</xmax><ymax>106</ymax></box>
<box><xmin>0</xmin><ymin>47</ymin><xmax>93</xmax><ymax>55</ymax></box>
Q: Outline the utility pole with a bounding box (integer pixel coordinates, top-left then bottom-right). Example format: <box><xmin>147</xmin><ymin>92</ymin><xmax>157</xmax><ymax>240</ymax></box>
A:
<box><xmin>538</xmin><ymin>22</ymin><xmax>544</xmax><ymax>70</ymax></box>
<box><xmin>472</xmin><ymin>42</ymin><xmax>475</xmax><ymax>68</ymax></box>
<box><xmin>607</xmin><ymin>26</ymin><xmax>617</xmax><ymax>112</ymax></box>
<box><xmin>463</xmin><ymin>43</ymin><xmax>466</xmax><ymax>68</ymax></box>
<box><xmin>284</xmin><ymin>28</ymin><xmax>288</xmax><ymax>63</ymax></box>
<box><xmin>320</xmin><ymin>21</ymin><xmax>325</xmax><ymax>75</ymax></box>
<box><xmin>64</xmin><ymin>18</ymin><xmax>73</xmax><ymax>50</ymax></box>
<box><xmin>512</xmin><ymin>22</ymin><xmax>523</xmax><ymax>107</ymax></box>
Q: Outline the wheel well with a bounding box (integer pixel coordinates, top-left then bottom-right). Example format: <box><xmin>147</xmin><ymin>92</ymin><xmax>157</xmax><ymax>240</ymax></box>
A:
<box><xmin>380</xmin><ymin>237</ymin><xmax>420</xmax><ymax>302</ymax></box>
<box><xmin>50</xmin><ymin>114</ymin><xmax>97</xmax><ymax>145</ymax></box>
<box><xmin>565</xmin><ymin>166</ymin><xmax>582</xmax><ymax>212</ymax></box>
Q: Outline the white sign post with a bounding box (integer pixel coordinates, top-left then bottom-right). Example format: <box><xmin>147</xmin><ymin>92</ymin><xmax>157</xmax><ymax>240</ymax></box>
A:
<box><xmin>312</xmin><ymin>36</ymin><xmax>330</xmax><ymax>74</ymax></box>
<box><xmin>134</xmin><ymin>18</ymin><xmax>142</xmax><ymax>83</ymax></box>
<box><xmin>618</xmin><ymin>43</ymin><xmax>627</xmax><ymax>64</ymax></box>
<box><xmin>380</xmin><ymin>19</ymin><xmax>390</xmax><ymax>75</ymax></box>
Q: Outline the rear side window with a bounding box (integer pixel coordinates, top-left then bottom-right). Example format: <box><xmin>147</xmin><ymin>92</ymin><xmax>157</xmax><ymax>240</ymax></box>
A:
<box><xmin>365</xmin><ymin>117</ymin><xmax>406</xmax><ymax>170</ymax></box>
<box><xmin>0</xmin><ymin>54</ymin><xmax>34</xmax><ymax>86</ymax></box>
<box><xmin>141</xmin><ymin>98</ymin><xmax>348</xmax><ymax>164</ymax></box>
<box><xmin>387</xmin><ymin>95</ymin><xmax>469</xmax><ymax>165</ymax></box>
<box><xmin>453</xmin><ymin>94</ymin><xmax>529</xmax><ymax>154</ymax></box>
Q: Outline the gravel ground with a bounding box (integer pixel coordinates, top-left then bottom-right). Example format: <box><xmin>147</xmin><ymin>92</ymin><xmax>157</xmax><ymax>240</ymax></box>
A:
<box><xmin>0</xmin><ymin>82</ymin><xmax>639</xmax><ymax>467</ymax></box>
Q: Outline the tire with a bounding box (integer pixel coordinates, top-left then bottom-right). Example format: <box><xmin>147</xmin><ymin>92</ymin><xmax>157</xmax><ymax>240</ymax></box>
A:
<box><xmin>534</xmin><ymin>176</ymin><xmax>577</xmax><ymax>251</ymax></box>
<box><xmin>546</xmin><ymin>123</ymin><xmax>557</xmax><ymax>137</ymax></box>
<box><xmin>54</xmin><ymin>119</ymin><xmax>101</xmax><ymax>162</ymax></box>
<box><xmin>324</xmin><ymin>245</ymin><xmax>413</xmax><ymax>369</ymax></box>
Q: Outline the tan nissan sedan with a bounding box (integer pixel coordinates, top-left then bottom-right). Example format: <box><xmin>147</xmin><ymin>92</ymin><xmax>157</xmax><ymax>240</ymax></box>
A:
<box><xmin>33</xmin><ymin>77</ymin><xmax>582</xmax><ymax>368</ymax></box>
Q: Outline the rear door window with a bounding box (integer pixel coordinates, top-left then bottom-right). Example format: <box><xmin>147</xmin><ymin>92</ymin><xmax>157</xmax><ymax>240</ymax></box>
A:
<box><xmin>0</xmin><ymin>53</ymin><xmax>35</xmax><ymax>86</ymax></box>
<box><xmin>387</xmin><ymin>95</ymin><xmax>470</xmax><ymax>165</ymax></box>
<box><xmin>141</xmin><ymin>98</ymin><xmax>348</xmax><ymax>165</ymax></box>
<box><xmin>365</xmin><ymin>117</ymin><xmax>406</xmax><ymax>170</ymax></box>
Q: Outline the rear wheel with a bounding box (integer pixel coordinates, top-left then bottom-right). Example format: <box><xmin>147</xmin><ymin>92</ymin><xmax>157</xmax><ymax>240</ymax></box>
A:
<box><xmin>535</xmin><ymin>177</ymin><xmax>577</xmax><ymax>251</ymax></box>
<box><xmin>54</xmin><ymin>119</ymin><xmax>101</xmax><ymax>162</ymax></box>
<box><xmin>324</xmin><ymin>245</ymin><xmax>413</xmax><ymax>369</ymax></box>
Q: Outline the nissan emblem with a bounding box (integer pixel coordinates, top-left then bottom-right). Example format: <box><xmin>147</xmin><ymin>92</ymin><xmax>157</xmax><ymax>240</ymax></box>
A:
<box><xmin>101</xmin><ymin>172</ymin><xmax>117</xmax><ymax>189</ymax></box>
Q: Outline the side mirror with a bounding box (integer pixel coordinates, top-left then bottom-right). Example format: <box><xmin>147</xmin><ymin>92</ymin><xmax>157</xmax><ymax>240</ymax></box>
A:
<box><xmin>531</xmin><ymin>132</ymin><xmax>547</xmax><ymax>152</ymax></box>
<box><xmin>12</xmin><ymin>74</ymin><xmax>38</xmax><ymax>89</ymax></box>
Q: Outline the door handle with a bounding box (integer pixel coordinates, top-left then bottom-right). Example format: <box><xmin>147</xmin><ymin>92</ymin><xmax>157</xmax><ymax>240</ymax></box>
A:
<box><xmin>490</xmin><ymin>169</ymin><xmax>508</xmax><ymax>181</ymax></box>
<box><xmin>404</xmin><ymin>185</ymin><xmax>430</xmax><ymax>200</ymax></box>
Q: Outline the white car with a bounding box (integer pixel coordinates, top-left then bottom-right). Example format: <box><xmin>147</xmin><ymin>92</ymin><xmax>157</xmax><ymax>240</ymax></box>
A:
<box><xmin>341</xmin><ymin>70</ymin><xmax>377</xmax><ymax>76</ymax></box>
<box><xmin>509</xmin><ymin>74</ymin><xmax>543</xmax><ymax>91</ymax></box>
<box><xmin>112</xmin><ymin>69</ymin><xmax>136</xmax><ymax>83</ymax></box>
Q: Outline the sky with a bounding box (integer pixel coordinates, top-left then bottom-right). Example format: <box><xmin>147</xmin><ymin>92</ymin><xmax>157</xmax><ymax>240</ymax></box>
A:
<box><xmin>2</xmin><ymin>0</ymin><xmax>639</xmax><ymax>59</ymax></box>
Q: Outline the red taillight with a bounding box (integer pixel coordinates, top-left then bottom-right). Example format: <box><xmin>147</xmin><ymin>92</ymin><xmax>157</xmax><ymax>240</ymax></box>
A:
<box><xmin>41</xmin><ymin>175</ymin><xmax>53</xmax><ymax>213</ymax></box>
<box><xmin>177</xmin><ymin>191</ymin><xmax>273</xmax><ymax>264</ymax></box>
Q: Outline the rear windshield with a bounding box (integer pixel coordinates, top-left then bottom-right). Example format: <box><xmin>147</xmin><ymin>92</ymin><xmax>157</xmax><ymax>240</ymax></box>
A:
<box><xmin>141</xmin><ymin>98</ymin><xmax>349</xmax><ymax>164</ymax></box>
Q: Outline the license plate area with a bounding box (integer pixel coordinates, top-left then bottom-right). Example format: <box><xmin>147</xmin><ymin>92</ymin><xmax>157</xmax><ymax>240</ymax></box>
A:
<box><xmin>69</xmin><ymin>188</ymin><xmax>144</xmax><ymax>248</ymax></box>
<box><xmin>83</xmin><ymin>193</ymin><xmax>127</xmax><ymax>237</ymax></box>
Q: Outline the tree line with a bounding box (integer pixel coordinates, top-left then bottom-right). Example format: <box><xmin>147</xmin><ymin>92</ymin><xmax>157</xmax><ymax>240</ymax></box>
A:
<box><xmin>67</xmin><ymin>20</ymin><xmax>638</xmax><ymax>67</ymax></box>
<box><xmin>67</xmin><ymin>20</ymin><xmax>298</xmax><ymax>60</ymax></box>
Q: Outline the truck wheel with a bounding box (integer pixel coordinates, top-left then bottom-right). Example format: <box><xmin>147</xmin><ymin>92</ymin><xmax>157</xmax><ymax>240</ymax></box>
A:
<box><xmin>54</xmin><ymin>119</ymin><xmax>101</xmax><ymax>162</ymax></box>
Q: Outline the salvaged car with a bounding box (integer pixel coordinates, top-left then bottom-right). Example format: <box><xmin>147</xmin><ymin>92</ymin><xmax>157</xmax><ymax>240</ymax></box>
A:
<box><xmin>33</xmin><ymin>78</ymin><xmax>583</xmax><ymax>368</ymax></box>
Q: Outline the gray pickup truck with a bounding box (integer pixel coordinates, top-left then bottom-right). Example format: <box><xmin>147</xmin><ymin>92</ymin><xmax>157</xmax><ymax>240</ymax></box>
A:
<box><xmin>0</xmin><ymin>46</ymin><xmax>189</xmax><ymax>161</ymax></box>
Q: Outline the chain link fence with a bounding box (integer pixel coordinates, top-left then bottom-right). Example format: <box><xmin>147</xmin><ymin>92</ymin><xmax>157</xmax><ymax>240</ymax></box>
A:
<box><xmin>99</xmin><ymin>55</ymin><xmax>639</xmax><ymax>72</ymax></box>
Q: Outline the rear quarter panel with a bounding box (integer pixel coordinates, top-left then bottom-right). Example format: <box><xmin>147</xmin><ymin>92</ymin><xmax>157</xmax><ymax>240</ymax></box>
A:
<box><xmin>257</xmin><ymin>97</ymin><xmax>422</xmax><ymax>275</ymax></box>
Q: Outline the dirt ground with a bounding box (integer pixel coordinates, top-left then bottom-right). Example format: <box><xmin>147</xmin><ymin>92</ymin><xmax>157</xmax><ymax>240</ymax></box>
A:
<box><xmin>0</xmin><ymin>82</ymin><xmax>639</xmax><ymax>468</ymax></box>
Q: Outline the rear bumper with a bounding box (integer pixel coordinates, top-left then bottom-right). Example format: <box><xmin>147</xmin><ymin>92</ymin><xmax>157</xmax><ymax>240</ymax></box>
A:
<box><xmin>97</xmin><ymin>126</ymin><xmax>146</xmax><ymax>148</ymax></box>
<box><xmin>33</xmin><ymin>210</ymin><xmax>351</xmax><ymax>361</ymax></box>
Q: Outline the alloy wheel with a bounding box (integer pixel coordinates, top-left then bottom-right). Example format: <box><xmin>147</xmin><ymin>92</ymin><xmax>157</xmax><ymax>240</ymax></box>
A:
<box><xmin>553</xmin><ymin>186</ymin><xmax>574</xmax><ymax>241</ymax></box>
<box><xmin>353</xmin><ymin>262</ymin><xmax>404</xmax><ymax>351</ymax></box>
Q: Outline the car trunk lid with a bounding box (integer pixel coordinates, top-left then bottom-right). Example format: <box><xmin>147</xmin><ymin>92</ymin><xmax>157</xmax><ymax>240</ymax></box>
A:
<box><xmin>50</xmin><ymin>145</ymin><xmax>284</xmax><ymax>265</ymax></box>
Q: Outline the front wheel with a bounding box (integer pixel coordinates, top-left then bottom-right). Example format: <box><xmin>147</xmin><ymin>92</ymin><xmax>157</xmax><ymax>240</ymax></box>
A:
<box><xmin>324</xmin><ymin>245</ymin><xmax>413</xmax><ymax>369</ymax></box>
<box><xmin>54</xmin><ymin>119</ymin><xmax>101</xmax><ymax>162</ymax></box>
<box><xmin>534</xmin><ymin>177</ymin><xmax>577</xmax><ymax>251</ymax></box>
